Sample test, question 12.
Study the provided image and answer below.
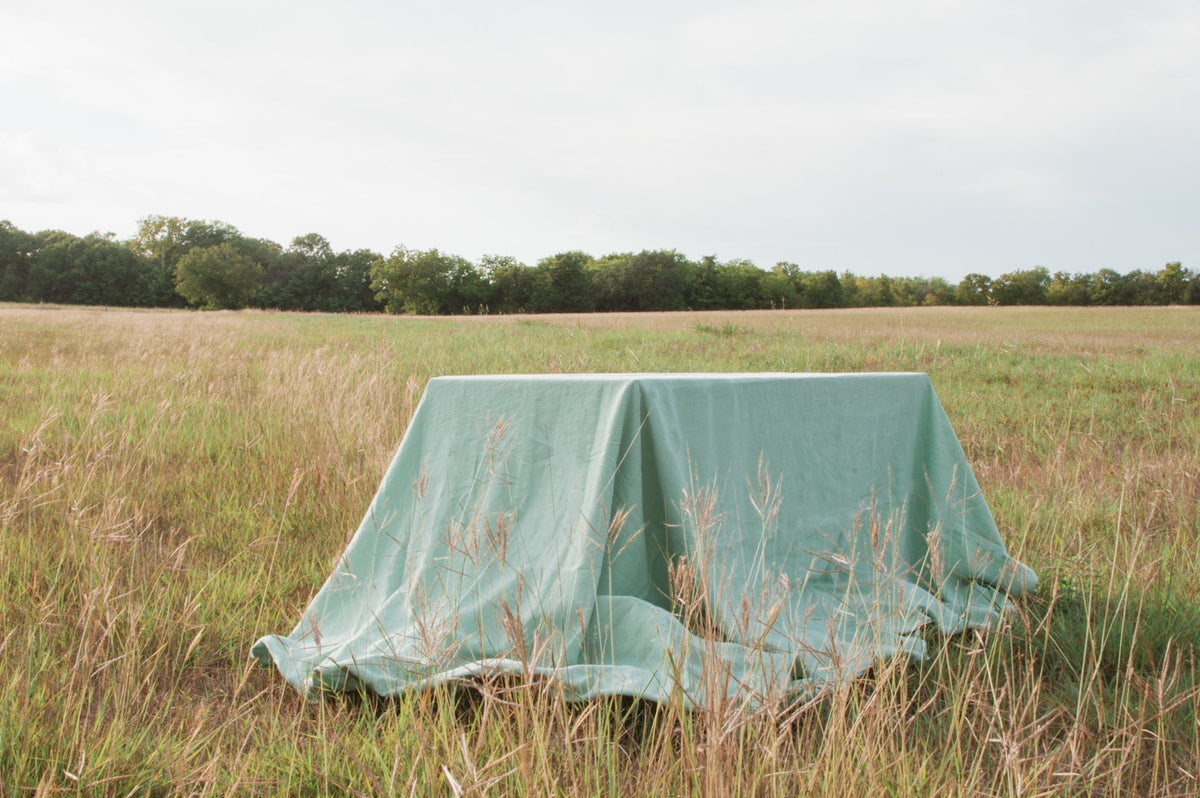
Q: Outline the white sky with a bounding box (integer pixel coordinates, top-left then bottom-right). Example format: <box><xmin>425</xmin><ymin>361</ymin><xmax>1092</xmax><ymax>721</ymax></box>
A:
<box><xmin>2</xmin><ymin>0</ymin><xmax>1197</xmax><ymax>281</ymax></box>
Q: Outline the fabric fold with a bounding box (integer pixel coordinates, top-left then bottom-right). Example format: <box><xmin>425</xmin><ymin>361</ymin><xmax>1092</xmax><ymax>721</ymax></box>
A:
<box><xmin>253</xmin><ymin>373</ymin><xmax>1035</xmax><ymax>707</ymax></box>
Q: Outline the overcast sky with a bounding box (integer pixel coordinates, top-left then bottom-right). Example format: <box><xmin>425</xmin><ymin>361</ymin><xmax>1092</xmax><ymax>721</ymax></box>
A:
<box><xmin>3</xmin><ymin>0</ymin><xmax>1197</xmax><ymax>281</ymax></box>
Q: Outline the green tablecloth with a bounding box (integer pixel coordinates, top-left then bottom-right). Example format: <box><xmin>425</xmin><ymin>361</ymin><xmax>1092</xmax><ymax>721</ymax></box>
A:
<box><xmin>253</xmin><ymin>373</ymin><xmax>1035</xmax><ymax>706</ymax></box>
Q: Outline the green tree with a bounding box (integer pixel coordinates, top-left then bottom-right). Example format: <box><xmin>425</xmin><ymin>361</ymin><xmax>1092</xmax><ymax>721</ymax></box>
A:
<box><xmin>798</xmin><ymin>270</ymin><xmax>845</xmax><ymax>308</ymax></box>
<box><xmin>330</xmin><ymin>249</ymin><xmax>384</xmax><ymax>312</ymax></box>
<box><xmin>719</xmin><ymin>259</ymin><xmax>768</xmax><ymax>309</ymax></box>
<box><xmin>1089</xmin><ymin>269</ymin><xmax>1132</xmax><ymax>305</ymax></box>
<box><xmin>991</xmin><ymin>267</ymin><xmax>1050</xmax><ymax>305</ymax></box>
<box><xmin>529</xmin><ymin>251</ymin><xmax>596</xmax><ymax>313</ymax></box>
<box><xmin>681</xmin><ymin>255</ymin><xmax>725</xmax><ymax>310</ymax></box>
<box><xmin>249</xmin><ymin>233</ymin><xmax>336</xmax><ymax>311</ymax></box>
<box><xmin>130</xmin><ymin>216</ymin><xmax>245</xmax><ymax>306</ymax></box>
<box><xmin>370</xmin><ymin>247</ymin><xmax>485</xmax><ymax>314</ymax></box>
<box><xmin>1125</xmin><ymin>269</ymin><xmax>1160</xmax><ymax>305</ymax></box>
<box><xmin>23</xmin><ymin>230</ymin><xmax>73</xmax><ymax>301</ymax></box>
<box><xmin>446</xmin><ymin>255</ymin><xmax>490</xmax><ymax>313</ymax></box>
<box><xmin>1155</xmin><ymin>262</ymin><xmax>1190</xmax><ymax>305</ymax></box>
<box><xmin>592</xmin><ymin>250</ymin><xmax>689</xmax><ymax>312</ymax></box>
<box><xmin>483</xmin><ymin>255</ymin><xmax>534</xmax><ymax>313</ymax></box>
<box><xmin>130</xmin><ymin>215</ymin><xmax>187</xmax><ymax>305</ymax></box>
<box><xmin>839</xmin><ymin>270</ymin><xmax>861</xmax><ymax>307</ymax></box>
<box><xmin>955</xmin><ymin>274</ymin><xmax>993</xmax><ymax>306</ymax></box>
<box><xmin>1181</xmin><ymin>266</ymin><xmax>1200</xmax><ymax>304</ymax></box>
<box><xmin>19</xmin><ymin>230</ymin><xmax>154</xmax><ymax>306</ymax></box>
<box><xmin>61</xmin><ymin>234</ymin><xmax>156</xmax><ymax>306</ymax></box>
<box><xmin>591</xmin><ymin>252</ymin><xmax>634</xmax><ymax>312</ymax></box>
<box><xmin>854</xmin><ymin>275</ymin><xmax>896</xmax><ymax>307</ymax></box>
<box><xmin>762</xmin><ymin>263</ymin><xmax>802</xmax><ymax>309</ymax></box>
<box><xmin>900</xmin><ymin>276</ymin><xmax>954</xmax><ymax>306</ymax></box>
<box><xmin>131</xmin><ymin>215</ymin><xmax>186</xmax><ymax>269</ymax></box>
<box><xmin>371</xmin><ymin>247</ymin><xmax>437</xmax><ymax>314</ymax></box>
<box><xmin>1047</xmin><ymin>271</ymin><xmax>1091</xmax><ymax>305</ymax></box>
<box><xmin>0</xmin><ymin>220</ymin><xmax>35</xmax><ymax>301</ymax></box>
<box><xmin>181</xmin><ymin>219</ymin><xmax>241</xmax><ymax>250</ymax></box>
<box><xmin>174</xmin><ymin>243</ymin><xmax>264</xmax><ymax>309</ymax></box>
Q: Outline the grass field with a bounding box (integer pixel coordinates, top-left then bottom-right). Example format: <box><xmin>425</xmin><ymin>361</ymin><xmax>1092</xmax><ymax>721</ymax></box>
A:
<box><xmin>1</xmin><ymin>304</ymin><xmax>1198</xmax><ymax>796</ymax></box>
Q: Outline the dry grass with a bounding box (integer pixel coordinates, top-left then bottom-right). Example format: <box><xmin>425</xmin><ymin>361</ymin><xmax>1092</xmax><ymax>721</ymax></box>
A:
<box><xmin>1</xmin><ymin>304</ymin><xmax>1198</xmax><ymax>795</ymax></box>
<box><xmin>484</xmin><ymin>306</ymin><xmax>1200</xmax><ymax>352</ymax></box>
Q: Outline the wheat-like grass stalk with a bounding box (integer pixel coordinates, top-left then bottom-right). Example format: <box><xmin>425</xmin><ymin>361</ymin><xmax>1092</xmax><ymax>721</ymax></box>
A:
<box><xmin>0</xmin><ymin>305</ymin><xmax>1197</xmax><ymax>794</ymax></box>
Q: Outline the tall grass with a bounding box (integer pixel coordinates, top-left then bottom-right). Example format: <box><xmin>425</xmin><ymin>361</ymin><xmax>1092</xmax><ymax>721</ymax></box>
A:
<box><xmin>1</xmin><ymin>305</ymin><xmax>1197</xmax><ymax>795</ymax></box>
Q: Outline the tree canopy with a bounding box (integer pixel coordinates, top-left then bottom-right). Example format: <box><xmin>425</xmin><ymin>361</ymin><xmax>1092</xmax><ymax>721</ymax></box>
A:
<box><xmin>0</xmin><ymin>216</ymin><xmax>1196</xmax><ymax>313</ymax></box>
<box><xmin>174</xmin><ymin>243</ymin><xmax>264</xmax><ymax>310</ymax></box>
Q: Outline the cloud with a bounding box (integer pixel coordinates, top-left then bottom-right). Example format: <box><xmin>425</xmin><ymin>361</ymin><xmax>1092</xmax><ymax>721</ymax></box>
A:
<box><xmin>0</xmin><ymin>132</ymin><xmax>88</xmax><ymax>205</ymax></box>
<box><xmin>2</xmin><ymin>0</ymin><xmax>1197</xmax><ymax>277</ymax></box>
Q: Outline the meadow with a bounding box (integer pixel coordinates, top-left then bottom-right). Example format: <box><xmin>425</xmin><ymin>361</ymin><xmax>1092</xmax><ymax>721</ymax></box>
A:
<box><xmin>1</xmin><ymin>304</ymin><xmax>1197</xmax><ymax>796</ymax></box>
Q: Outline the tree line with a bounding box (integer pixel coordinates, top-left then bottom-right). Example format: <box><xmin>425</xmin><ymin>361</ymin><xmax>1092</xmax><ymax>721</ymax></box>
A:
<box><xmin>2</xmin><ymin>216</ymin><xmax>1196</xmax><ymax>313</ymax></box>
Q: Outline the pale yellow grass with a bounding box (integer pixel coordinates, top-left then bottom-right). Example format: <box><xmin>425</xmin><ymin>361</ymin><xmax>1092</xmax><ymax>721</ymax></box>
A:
<box><xmin>0</xmin><ymin>304</ymin><xmax>1198</xmax><ymax>796</ymax></box>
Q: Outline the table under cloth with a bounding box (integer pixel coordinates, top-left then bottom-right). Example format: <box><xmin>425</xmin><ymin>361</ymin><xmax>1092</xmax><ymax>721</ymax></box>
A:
<box><xmin>252</xmin><ymin>373</ymin><xmax>1036</xmax><ymax>706</ymax></box>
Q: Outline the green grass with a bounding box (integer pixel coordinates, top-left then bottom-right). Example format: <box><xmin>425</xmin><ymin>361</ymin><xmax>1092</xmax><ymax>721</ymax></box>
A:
<box><xmin>1</xmin><ymin>304</ymin><xmax>1198</xmax><ymax>795</ymax></box>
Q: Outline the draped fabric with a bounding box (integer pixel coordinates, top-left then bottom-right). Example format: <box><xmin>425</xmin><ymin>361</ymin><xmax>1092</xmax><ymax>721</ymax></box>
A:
<box><xmin>253</xmin><ymin>374</ymin><xmax>1036</xmax><ymax>706</ymax></box>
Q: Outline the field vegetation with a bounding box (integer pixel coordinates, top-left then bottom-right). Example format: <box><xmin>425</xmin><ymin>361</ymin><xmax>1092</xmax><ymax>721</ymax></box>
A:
<box><xmin>1</xmin><ymin>304</ymin><xmax>1198</xmax><ymax>795</ymax></box>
